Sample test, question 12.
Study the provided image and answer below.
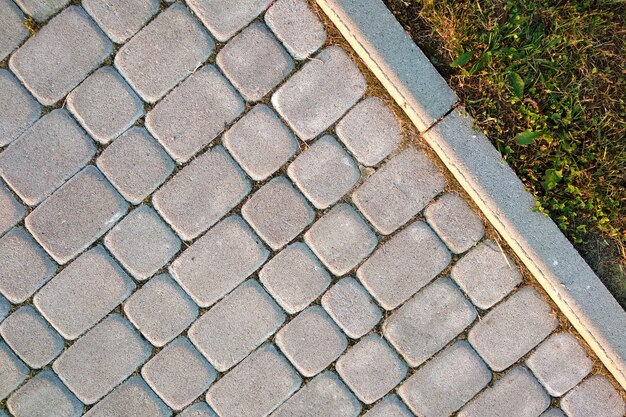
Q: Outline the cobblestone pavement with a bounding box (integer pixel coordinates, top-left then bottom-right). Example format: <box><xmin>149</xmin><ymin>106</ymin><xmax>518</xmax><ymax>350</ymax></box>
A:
<box><xmin>1</xmin><ymin>1</ymin><xmax>625</xmax><ymax>416</ymax></box>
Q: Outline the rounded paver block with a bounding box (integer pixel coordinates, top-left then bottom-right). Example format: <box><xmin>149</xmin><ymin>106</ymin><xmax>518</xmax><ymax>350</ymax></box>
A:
<box><xmin>0</xmin><ymin>182</ymin><xmax>25</xmax><ymax>237</ymax></box>
<box><xmin>12</xmin><ymin>0</ymin><xmax>69</xmax><ymax>22</ymax></box>
<box><xmin>179</xmin><ymin>403</ymin><xmax>218</xmax><ymax>417</ymax></box>
<box><xmin>7</xmin><ymin>370</ymin><xmax>83</xmax><ymax>417</ymax></box>
<box><xmin>83</xmin><ymin>0</ymin><xmax>160</xmax><ymax>43</ymax></box>
<box><xmin>0</xmin><ymin>294</ymin><xmax>8</xmax><ymax>323</ymax></box>
<box><xmin>0</xmin><ymin>341</ymin><xmax>29</xmax><ymax>401</ymax></box>
<box><xmin>0</xmin><ymin>69</ymin><xmax>41</xmax><ymax>147</ymax></box>
<box><xmin>336</xmin><ymin>334</ymin><xmax>408</xmax><ymax>404</ymax></box>
<box><xmin>0</xmin><ymin>0</ymin><xmax>29</xmax><ymax>62</ymax></box>
<box><xmin>561</xmin><ymin>376</ymin><xmax>625</xmax><ymax>417</ymax></box>
<box><xmin>541</xmin><ymin>408</ymin><xmax>567</xmax><ymax>417</ymax></box>
<box><xmin>363</xmin><ymin>395</ymin><xmax>413</xmax><ymax>417</ymax></box>
<box><xmin>83</xmin><ymin>376</ymin><xmax>171</xmax><ymax>417</ymax></box>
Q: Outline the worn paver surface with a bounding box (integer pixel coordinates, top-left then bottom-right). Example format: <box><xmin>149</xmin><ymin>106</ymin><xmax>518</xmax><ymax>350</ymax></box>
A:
<box><xmin>0</xmin><ymin>1</ymin><xmax>624</xmax><ymax>416</ymax></box>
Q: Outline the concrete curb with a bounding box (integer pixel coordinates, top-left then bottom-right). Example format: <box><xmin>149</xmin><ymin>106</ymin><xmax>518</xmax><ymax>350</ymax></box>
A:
<box><xmin>316</xmin><ymin>0</ymin><xmax>626</xmax><ymax>391</ymax></box>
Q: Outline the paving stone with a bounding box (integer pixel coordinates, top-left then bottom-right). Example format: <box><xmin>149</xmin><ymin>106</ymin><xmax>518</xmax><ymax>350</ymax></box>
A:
<box><xmin>146</xmin><ymin>65</ymin><xmax>245</xmax><ymax>163</ymax></box>
<box><xmin>271</xmin><ymin>371</ymin><xmax>361</xmax><ymax>417</ymax></box>
<box><xmin>34</xmin><ymin>246</ymin><xmax>135</xmax><ymax>340</ymax></box>
<box><xmin>9</xmin><ymin>6</ymin><xmax>112</xmax><ymax>105</ymax></box>
<box><xmin>363</xmin><ymin>395</ymin><xmax>413</xmax><ymax>417</ymax></box>
<box><xmin>153</xmin><ymin>147</ymin><xmax>251</xmax><ymax>241</ymax></box>
<box><xmin>353</xmin><ymin>147</ymin><xmax>447</xmax><ymax>235</ymax></box>
<box><xmin>96</xmin><ymin>127</ymin><xmax>175</xmax><ymax>204</ymax></box>
<box><xmin>0</xmin><ymin>341</ymin><xmax>29</xmax><ymax>400</ymax></box>
<box><xmin>179</xmin><ymin>403</ymin><xmax>218</xmax><ymax>417</ymax></box>
<box><xmin>541</xmin><ymin>409</ymin><xmax>566</xmax><ymax>417</ymax></box>
<box><xmin>259</xmin><ymin>242</ymin><xmax>331</xmax><ymax>314</ymax></box>
<box><xmin>469</xmin><ymin>287</ymin><xmax>559</xmax><ymax>372</ymax></box>
<box><xmin>67</xmin><ymin>66</ymin><xmax>143</xmax><ymax>144</ymax></box>
<box><xmin>83</xmin><ymin>376</ymin><xmax>171</xmax><ymax>417</ymax></box>
<box><xmin>242</xmin><ymin>177</ymin><xmax>315</xmax><ymax>250</ymax></box>
<box><xmin>276</xmin><ymin>306</ymin><xmax>347</xmax><ymax>377</ymax></box>
<box><xmin>143</xmin><ymin>337</ymin><xmax>216</xmax><ymax>410</ymax></box>
<box><xmin>526</xmin><ymin>333</ymin><xmax>593</xmax><ymax>397</ymax></box>
<box><xmin>321</xmin><ymin>277</ymin><xmax>381</xmax><ymax>339</ymax></box>
<box><xmin>83</xmin><ymin>0</ymin><xmax>160</xmax><ymax>43</ymax></box>
<box><xmin>458</xmin><ymin>367</ymin><xmax>550</xmax><ymax>417</ymax></box>
<box><xmin>273</xmin><ymin>46</ymin><xmax>366</xmax><ymax>140</ymax></box>
<box><xmin>304</xmin><ymin>203</ymin><xmax>377</xmax><ymax>275</ymax></box>
<box><xmin>6</xmin><ymin>370</ymin><xmax>83</xmax><ymax>417</ymax></box>
<box><xmin>0</xmin><ymin>0</ymin><xmax>29</xmax><ymax>62</ymax></box>
<box><xmin>218</xmin><ymin>22</ymin><xmax>294</xmax><ymax>102</ymax></box>
<box><xmin>170</xmin><ymin>216</ymin><xmax>267</xmax><ymax>307</ymax></box>
<box><xmin>384</xmin><ymin>278</ymin><xmax>476</xmax><ymax>367</ymax></box>
<box><xmin>0</xmin><ymin>183</ymin><xmax>25</xmax><ymax>237</ymax></box>
<box><xmin>189</xmin><ymin>280</ymin><xmax>285</xmax><ymax>371</ymax></box>
<box><xmin>265</xmin><ymin>0</ymin><xmax>327</xmax><ymax>60</ymax></box>
<box><xmin>115</xmin><ymin>3</ymin><xmax>215</xmax><ymax>103</ymax></box>
<box><xmin>0</xmin><ymin>227</ymin><xmax>55</xmax><ymax>304</ymax></box>
<box><xmin>560</xmin><ymin>376</ymin><xmax>625</xmax><ymax>417</ymax></box>
<box><xmin>105</xmin><ymin>205</ymin><xmax>181</xmax><ymax>280</ymax></box>
<box><xmin>25</xmin><ymin>166</ymin><xmax>129</xmax><ymax>264</ymax></box>
<box><xmin>12</xmin><ymin>0</ymin><xmax>68</xmax><ymax>22</ymax></box>
<box><xmin>424</xmin><ymin>192</ymin><xmax>485</xmax><ymax>254</ymax></box>
<box><xmin>223</xmin><ymin>104</ymin><xmax>297</xmax><ymax>181</ymax></box>
<box><xmin>336</xmin><ymin>334</ymin><xmax>408</xmax><ymax>404</ymax></box>
<box><xmin>124</xmin><ymin>273</ymin><xmax>198</xmax><ymax>347</ymax></box>
<box><xmin>0</xmin><ymin>109</ymin><xmax>96</xmax><ymax>206</ymax></box>
<box><xmin>0</xmin><ymin>305</ymin><xmax>63</xmax><ymax>369</ymax></box>
<box><xmin>0</xmin><ymin>294</ymin><xmax>8</xmax><ymax>323</ymax></box>
<box><xmin>0</xmin><ymin>69</ymin><xmax>40</xmax><ymax>147</ymax></box>
<box><xmin>358</xmin><ymin>221</ymin><xmax>451</xmax><ymax>310</ymax></box>
<box><xmin>398</xmin><ymin>341</ymin><xmax>491</xmax><ymax>417</ymax></box>
<box><xmin>206</xmin><ymin>344</ymin><xmax>301</xmax><ymax>417</ymax></box>
<box><xmin>336</xmin><ymin>97</ymin><xmax>401</xmax><ymax>166</ymax></box>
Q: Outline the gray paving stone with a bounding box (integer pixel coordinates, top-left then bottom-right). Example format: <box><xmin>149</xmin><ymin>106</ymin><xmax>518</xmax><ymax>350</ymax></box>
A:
<box><xmin>25</xmin><ymin>166</ymin><xmax>129</xmax><ymax>264</ymax></box>
<box><xmin>541</xmin><ymin>409</ymin><xmax>566</xmax><ymax>417</ymax></box>
<box><xmin>363</xmin><ymin>395</ymin><xmax>413</xmax><ymax>417</ymax></box>
<box><xmin>0</xmin><ymin>183</ymin><xmax>25</xmax><ymax>237</ymax></box>
<box><xmin>0</xmin><ymin>305</ymin><xmax>63</xmax><ymax>369</ymax></box>
<box><xmin>34</xmin><ymin>245</ymin><xmax>135</xmax><ymax>340</ymax></box>
<box><xmin>384</xmin><ymin>278</ymin><xmax>477</xmax><ymax>367</ymax></box>
<box><xmin>288</xmin><ymin>135</ymin><xmax>360</xmax><ymax>209</ymax></box>
<box><xmin>271</xmin><ymin>371</ymin><xmax>361</xmax><ymax>417</ymax></box>
<box><xmin>189</xmin><ymin>280</ymin><xmax>285</xmax><ymax>371</ymax></box>
<box><xmin>424</xmin><ymin>192</ymin><xmax>485</xmax><ymax>254</ymax></box>
<box><xmin>0</xmin><ymin>341</ymin><xmax>29</xmax><ymax>400</ymax></box>
<box><xmin>114</xmin><ymin>3</ymin><xmax>214</xmax><ymax>103</ymax></box>
<box><xmin>207</xmin><ymin>344</ymin><xmax>301</xmax><ymax>417</ymax></box>
<box><xmin>273</xmin><ymin>46</ymin><xmax>366</xmax><ymax>140</ymax></box>
<box><xmin>6</xmin><ymin>370</ymin><xmax>83</xmax><ymax>417</ymax></box>
<box><xmin>0</xmin><ymin>0</ymin><xmax>29</xmax><ymax>62</ymax></box>
<box><xmin>526</xmin><ymin>333</ymin><xmax>593</xmax><ymax>397</ymax></box>
<box><xmin>259</xmin><ymin>242</ymin><xmax>331</xmax><ymax>314</ymax></box>
<box><xmin>0</xmin><ymin>109</ymin><xmax>96</xmax><ymax>206</ymax></box>
<box><xmin>146</xmin><ymin>65</ymin><xmax>245</xmax><ymax>163</ymax></box>
<box><xmin>0</xmin><ymin>294</ymin><xmax>8</xmax><ymax>323</ymax></box>
<box><xmin>304</xmin><ymin>203</ymin><xmax>377</xmax><ymax>276</ymax></box>
<box><xmin>458</xmin><ymin>367</ymin><xmax>550</xmax><ymax>417</ymax></box>
<box><xmin>468</xmin><ymin>287</ymin><xmax>559</xmax><ymax>372</ymax></box>
<box><xmin>83</xmin><ymin>376</ymin><xmax>171</xmax><ymax>417</ymax></box>
<box><xmin>179</xmin><ymin>403</ymin><xmax>218</xmax><ymax>417</ymax></box>
<box><xmin>560</xmin><ymin>376</ymin><xmax>625</xmax><ymax>417</ymax></box>
<box><xmin>67</xmin><ymin>66</ymin><xmax>143</xmax><ymax>144</ymax></box>
<box><xmin>105</xmin><ymin>205</ymin><xmax>181</xmax><ymax>280</ymax></box>
<box><xmin>143</xmin><ymin>337</ymin><xmax>216</xmax><ymax>410</ymax></box>
<box><xmin>0</xmin><ymin>227</ymin><xmax>55</xmax><ymax>304</ymax></box>
<box><xmin>153</xmin><ymin>147</ymin><xmax>251</xmax><ymax>241</ymax></box>
<box><xmin>265</xmin><ymin>0</ymin><xmax>327</xmax><ymax>60</ymax></box>
<box><xmin>9</xmin><ymin>6</ymin><xmax>112</xmax><ymax>105</ymax></box>
<box><xmin>336</xmin><ymin>334</ymin><xmax>408</xmax><ymax>404</ymax></box>
<box><xmin>83</xmin><ymin>0</ymin><xmax>159</xmax><ymax>43</ymax></box>
<box><xmin>276</xmin><ymin>306</ymin><xmax>347</xmax><ymax>377</ymax></box>
<box><xmin>353</xmin><ymin>147</ymin><xmax>446</xmax><ymax>235</ymax></box>
<box><xmin>321</xmin><ymin>277</ymin><xmax>381</xmax><ymax>339</ymax></box>
<box><xmin>242</xmin><ymin>177</ymin><xmax>315</xmax><ymax>250</ymax></box>
<box><xmin>398</xmin><ymin>341</ymin><xmax>491</xmax><ymax>417</ymax></box>
<box><xmin>0</xmin><ymin>69</ymin><xmax>40</xmax><ymax>147</ymax></box>
<box><xmin>96</xmin><ymin>127</ymin><xmax>175</xmax><ymax>205</ymax></box>
<box><xmin>124</xmin><ymin>273</ymin><xmax>198</xmax><ymax>347</ymax></box>
<box><xmin>170</xmin><ymin>216</ymin><xmax>268</xmax><ymax>307</ymax></box>
<box><xmin>223</xmin><ymin>104</ymin><xmax>297</xmax><ymax>181</ymax></box>
<box><xmin>218</xmin><ymin>22</ymin><xmax>294</xmax><ymax>102</ymax></box>
<box><xmin>358</xmin><ymin>221</ymin><xmax>451</xmax><ymax>310</ymax></box>
<box><xmin>12</xmin><ymin>0</ymin><xmax>68</xmax><ymax>22</ymax></box>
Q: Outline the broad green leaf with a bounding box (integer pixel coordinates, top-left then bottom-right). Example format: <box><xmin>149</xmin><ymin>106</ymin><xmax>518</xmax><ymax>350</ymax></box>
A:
<box><xmin>451</xmin><ymin>51</ymin><xmax>474</xmax><ymax>68</ymax></box>
<box><xmin>508</xmin><ymin>72</ymin><xmax>525</xmax><ymax>98</ymax></box>
<box><xmin>514</xmin><ymin>130</ymin><xmax>542</xmax><ymax>145</ymax></box>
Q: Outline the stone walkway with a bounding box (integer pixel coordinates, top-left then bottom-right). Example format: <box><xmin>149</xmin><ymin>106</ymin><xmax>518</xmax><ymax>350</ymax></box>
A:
<box><xmin>0</xmin><ymin>1</ymin><xmax>625</xmax><ymax>416</ymax></box>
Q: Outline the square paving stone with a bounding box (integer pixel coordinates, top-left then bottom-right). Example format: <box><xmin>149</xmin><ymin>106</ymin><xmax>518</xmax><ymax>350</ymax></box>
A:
<box><xmin>0</xmin><ymin>182</ymin><xmax>25</xmax><ymax>237</ymax></box>
<box><xmin>115</xmin><ymin>3</ymin><xmax>215</xmax><ymax>103</ymax></box>
<box><xmin>259</xmin><ymin>242</ymin><xmax>331</xmax><ymax>314</ymax></box>
<box><xmin>169</xmin><ymin>215</ymin><xmax>268</xmax><ymax>307</ymax></box>
<box><xmin>67</xmin><ymin>66</ymin><xmax>144</xmax><ymax>144</ymax></box>
<box><xmin>146</xmin><ymin>65</ymin><xmax>245</xmax><ymax>163</ymax></box>
<box><xmin>83</xmin><ymin>0</ymin><xmax>159</xmax><ymax>43</ymax></box>
<box><xmin>83</xmin><ymin>376</ymin><xmax>171</xmax><ymax>417</ymax></box>
<box><xmin>358</xmin><ymin>221</ymin><xmax>451</xmax><ymax>310</ymax></box>
<box><xmin>25</xmin><ymin>166</ymin><xmax>129</xmax><ymax>264</ymax></box>
<box><xmin>0</xmin><ymin>0</ymin><xmax>29</xmax><ymax>62</ymax></box>
<box><xmin>12</xmin><ymin>0</ymin><xmax>68</xmax><ymax>22</ymax></box>
<box><xmin>273</xmin><ymin>46</ymin><xmax>366</xmax><ymax>140</ymax></box>
<box><xmin>363</xmin><ymin>395</ymin><xmax>413</xmax><ymax>417</ymax></box>
<box><xmin>0</xmin><ymin>341</ymin><xmax>29</xmax><ymax>400</ymax></box>
<box><xmin>34</xmin><ymin>245</ymin><xmax>135</xmax><ymax>340</ymax></box>
<box><xmin>7</xmin><ymin>370</ymin><xmax>83</xmax><ymax>417</ymax></box>
<box><xmin>9</xmin><ymin>6</ymin><xmax>112</xmax><ymax>105</ymax></box>
<box><xmin>0</xmin><ymin>109</ymin><xmax>96</xmax><ymax>206</ymax></box>
<box><xmin>142</xmin><ymin>337</ymin><xmax>216</xmax><ymax>410</ymax></box>
<box><xmin>189</xmin><ymin>280</ymin><xmax>285</xmax><ymax>371</ymax></box>
<box><xmin>560</xmin><ymin>376</ymin><xmax>625</xmax><ymax>417</ymax></box>
<box><xmin>242</xmin><ymin>177</ymin><xmax>315</xmax><ymax>250</ymax></box>
<box><xmin>304</xmin><ymin>203</ymin><xmax>377</xmax><ymax>276</ymax></box>
<box><xmin>0</xmin><ymin>69</ymin><xmax>40</xmax><ymax>146</ymax></box>
<box><xmin>336</xmin><ymin>334</ymin><xmax>408</xmax><ymax>404</ymax></box>
<box><xmin>124</xmin><ymin>273</ymin><xmax>198</xmax><ymax>347</ymax></box>
<box><xmin>179</xmin><ymin>403</ymin><xmax>217</xmax><ymax>417</ymax></box>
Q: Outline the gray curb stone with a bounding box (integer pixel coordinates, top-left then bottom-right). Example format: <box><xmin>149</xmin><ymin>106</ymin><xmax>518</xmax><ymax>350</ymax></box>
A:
<box><xmin>0</xmin><ymin>69</ymin><xmax>41</xmax><ymax>147</ymax></box>
<box><xmin>0</xmin><ymin>0</ymin><xmax>29</xmax><ymax>62</ymax></box>
<box><xmin>83</xmin><ymin>376</ymin><xmax>171</xmax><ymax>417</ymax></box>
<box><xmin>83</xmin><ymin>0</ymin><xmax>160</xmax><ymax>44</ymax></box>
<box><xmin>7</xmin><ymin>370</ymin><xmax>83</xmax><ymax>417</ymax></box>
